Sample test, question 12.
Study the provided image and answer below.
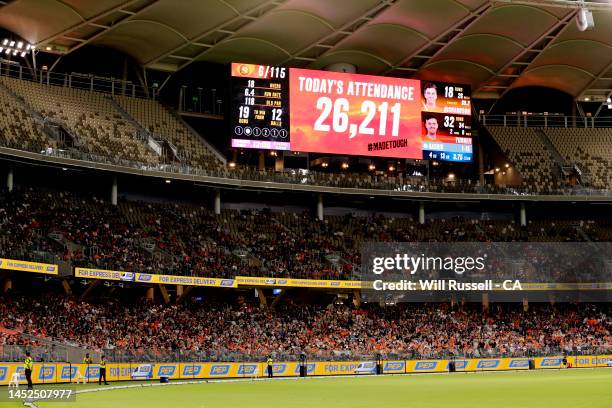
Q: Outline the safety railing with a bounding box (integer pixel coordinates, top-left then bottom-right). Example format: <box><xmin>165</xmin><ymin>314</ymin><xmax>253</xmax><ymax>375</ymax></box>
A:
<box><xmin>3</xmin><ymin>138</ymin><xmax>612</xmax><ymax>197</ymax></box>
<box><xmin>481</xmin><ymin>114</ymin><xmax>612</xmax><ymax>128</ymax></box>
<box><xmin>2</xmin><ymin>344</ymin><xmax>610</xmax><ymax>363</ymax></box>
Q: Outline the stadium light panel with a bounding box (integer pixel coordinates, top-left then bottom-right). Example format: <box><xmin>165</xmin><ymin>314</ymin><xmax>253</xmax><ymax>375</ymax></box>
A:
<box><xmin>576</xmin><ymin>7</ymin><xmax>595</xmax><ymax>31</ymax></box>
<box><xmin>1</xmin><ymin>38</ymin><xmax>35</xmax><ymax>58</ymax></box>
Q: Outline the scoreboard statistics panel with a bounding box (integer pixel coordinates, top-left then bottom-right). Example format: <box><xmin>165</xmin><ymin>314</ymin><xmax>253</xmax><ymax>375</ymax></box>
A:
<box><xmin>420</xmin><ymin>81</ymin><xmax>472</xmax><ymax>162</ymax></box>
<box><xmin>230</xmin><ymin>63</ymin><xmax>290</xmax><ymax>150</ymax></box>
<box><xmin>229</xmin><ymin>63</ymin><xmax>473</xmax><ymax>162</ymax></box>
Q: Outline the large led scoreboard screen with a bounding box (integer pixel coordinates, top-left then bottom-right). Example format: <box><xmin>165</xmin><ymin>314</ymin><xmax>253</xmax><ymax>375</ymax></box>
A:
<box><xmin>230</xmin><ymin>63</ymin><xmax>472</xmax><ymax>162</ymax></box>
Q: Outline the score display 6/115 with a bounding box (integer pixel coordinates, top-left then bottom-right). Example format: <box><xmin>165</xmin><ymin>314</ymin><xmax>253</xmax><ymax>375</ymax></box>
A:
<box><xmin>230</xmin><ymin>63</ymin><xmax>290</xmax><ymax>150</ymax></box>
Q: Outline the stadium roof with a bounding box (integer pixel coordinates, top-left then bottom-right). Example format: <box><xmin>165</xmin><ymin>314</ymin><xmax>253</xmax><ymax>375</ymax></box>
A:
<box><xmin>0</xmin><ymin>0</ymin><xmax>610</xmax><ymax>101</ymax></box>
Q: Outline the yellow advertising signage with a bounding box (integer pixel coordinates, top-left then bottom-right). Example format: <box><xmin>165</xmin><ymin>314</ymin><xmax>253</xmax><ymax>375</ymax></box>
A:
<box><xmin>235</xmin><ymin>276</ymin><xmax>362</xmax><ymax>289</ymax></box>
<box><xmin>74</xmin><ymin>267</ymin><xmax>133</xmax><ymax>281</ymax></box>
<box><xmin>74</xmin><ymin>268</ymin><xmax>237</xmax><ymax>288</ymax></box>
<box><xmin>133</xmin><ymin>273</ymin><xmax>237</xmax><ymax>288</ymax></box>
<box><xmin>1</xmin><ymin>356</ymin><xmax>611</xmax><ymax>385</ymax></box>
<box><xmin>0</xmin><ymin>258</ymin><xmax>57</xmax><ymax>275</ymax></box>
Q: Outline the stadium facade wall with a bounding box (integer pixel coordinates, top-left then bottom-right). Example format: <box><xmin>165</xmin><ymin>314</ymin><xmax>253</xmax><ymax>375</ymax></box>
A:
<box><xmin>1</xmin><ymin>356</ymin><xmax>611</xmax><ymax>385</ymax></box>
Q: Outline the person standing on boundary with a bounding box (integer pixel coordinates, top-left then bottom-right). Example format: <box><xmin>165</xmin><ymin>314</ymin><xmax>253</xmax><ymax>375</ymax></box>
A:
<box><xmin>266</xmin><ymin>356</ymin><xmax>273</xmax><ymax>378</ymax></box>
<box><xmin>99</xmin><ymin>355</ymin><xmax>109</xmax><ymax>385</ymax></box>
<box><xmin>24</xmin><ymin>351</ymin><xmax>34</xmax><ymax>390</ymax></box>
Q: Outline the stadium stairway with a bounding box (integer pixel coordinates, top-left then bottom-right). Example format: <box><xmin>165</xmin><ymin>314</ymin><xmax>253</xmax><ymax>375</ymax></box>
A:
<box><xmin>0</xmin><ymin>80</ymin><xmax>60</xmax><ymax>148</ymax></box>
<box><xmin>533</xmin><ymin>128</ymin><xmax>572</xmax><ymax>185</ymax></box>
<box><xmin>106</xmin><ymin>96</ymin><xmax>163</xmax><ymax>158</ymax></box>
<box><xmin>166</xmin><ymin>103</ymin><xmax>226</xmax><ymax>166</ymax></box>
<box><xmin>0</xmin><ymin>80</ymin><xmax>44</xmax><ymax>123</ymax></box>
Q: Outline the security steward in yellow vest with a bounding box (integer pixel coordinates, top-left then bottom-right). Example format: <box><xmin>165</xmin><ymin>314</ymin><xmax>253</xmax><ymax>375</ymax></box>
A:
<box><xmin>24</xmin><ymin>351</ymin><xmax>34</xmax><ymax>389</ymax></box>
<box><xmin>83</xmin><ymin>353</ymin><xmax>93</xmax><ymax>365</ymax></box>
<box><xmin>99</xmin><ymin>356</ymin><xmax>109</xmax><ymax>385</ymax></box>
<box><xmin>266</xmin><ymin>357</ymin><xmax>273</xmax><ymax>378</ymax></box>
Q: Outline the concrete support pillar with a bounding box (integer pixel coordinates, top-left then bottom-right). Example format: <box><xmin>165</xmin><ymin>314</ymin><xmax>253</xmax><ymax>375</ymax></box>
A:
<box><xmin>275</xmin><ymin>152</ymin><xmax>284</xmax><ymax>171</ymax></box>
<box><xmin>176</xmin><ymin>286</ymin><xmax>193</xmax><ymax>303</ymax></box>
<box><xmin>482</xmin><ymin>293</ymin><xmax>489</xmax><ymax>313</ymax></box>
<box><xmin>353</xmin><ymin>290</ymin><xmax>361</xmax><ymax>308</ymax></box>
<box><xmin>3</xmin><ymin>278</ymin><xmax>12</xmax><ymax>293</ymax></box>
<box><xmin>214</xmin><ymin>190</ymin><xmax>221</xmax><ymax>215</ymax></box>
<box><xmin>146</xmin><ymin>287</ymin><xmax>154</xmax><ymax>301</ymax></box>
<box><xmin>520</xmin><ymin>202</ymin><xmax>526</xmax><ymax>227</ymax></box>
<box><xmin>7</xmin><ymin>167</ymin><xmax>13</xmax><ymax>192</ymax></box>
<box><xmin>158</xmin><ymin>284</ymin><xmax>170</xmax><ymax>304</ymax></box>
<box><xmin>258</xmin><ymin>151</ymin><xmax>265</xmax><ymax>170</ymax></box>
<box><xmin>478</xmin><ymin>144</ymin><xmax>485</xmax><ymax>186</ymax></box>
<box><xmin>111</xmin><ymin>175</ymin><xmax>118</xmax><ymax>206</ymax></box>
<box><xmin>61</xmin><ymin>279</ymin><xmax>72</xmax><ymax>295</ymax></box>
<box><xmin>256</xmin><ymin>288</ymin><xmax>267</xmax><ymax>309</ymax></box>
<box><xmin>317</xmin><ymin>194</ymin><xmax>324</xmax><ymax>221</ymax></box>
<box><xmin>418</xmin><ymin>201</ymin><xmax>425</xmax><ymax>225</ymax></box>
<box><xmin>522</xmin><ymin>297</ymin><xmax>529</xmax><ymax>312</ymax></box>
<box><xmin>176</xmin><ymin>285</ymin><xmax>183</xmax><ymax>298</ymax></box>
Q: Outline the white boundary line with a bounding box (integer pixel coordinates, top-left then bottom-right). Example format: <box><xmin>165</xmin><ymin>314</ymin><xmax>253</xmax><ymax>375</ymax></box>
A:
<box><xmin>72</xmin><ymin>366</ymin><xmax>612</xmax><ymax>396</ymax></box>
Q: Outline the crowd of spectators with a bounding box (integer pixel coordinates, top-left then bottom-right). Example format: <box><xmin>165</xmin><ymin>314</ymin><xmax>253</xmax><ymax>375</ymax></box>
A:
<box><xmin>1</xmin><ymin>187</ymin><xmax>610</xmax><ymax>281</ymax></box>
<box><xmin>0</xmin><ymin>293</ymin><xmax>609</xmax><ymax>362</ymax></box>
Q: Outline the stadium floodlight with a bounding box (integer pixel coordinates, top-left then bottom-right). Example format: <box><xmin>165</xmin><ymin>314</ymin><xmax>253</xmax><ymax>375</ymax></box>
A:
<box><xmin>576</xmin><ymin>7</ymin><xmax>594</xmax><ymax>31</ymax></box>
<box><xmin>607</xmin><ymin>97</ymin><xmax>611</xmax><ymax>110</ymax></box>
<box><xmin>2</xmin><ymin>38</ymin><xmax>37</xmax><ymax>59</ymax></box>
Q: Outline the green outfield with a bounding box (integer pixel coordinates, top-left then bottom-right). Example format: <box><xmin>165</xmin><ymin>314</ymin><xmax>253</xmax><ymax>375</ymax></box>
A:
<box><xmin>5</xmin><ymin>369</ymin><xmax>611</xmax><ymax>408</ymax></box>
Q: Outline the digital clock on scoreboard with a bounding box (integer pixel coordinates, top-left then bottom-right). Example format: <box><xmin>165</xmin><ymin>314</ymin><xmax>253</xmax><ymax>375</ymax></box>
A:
<box><xmin>230</xmin><ymin>63</ymin><xmax>290</xmax><ymax>150</ymax></box>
